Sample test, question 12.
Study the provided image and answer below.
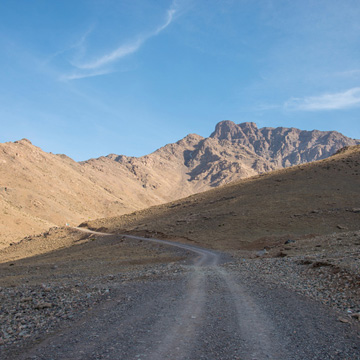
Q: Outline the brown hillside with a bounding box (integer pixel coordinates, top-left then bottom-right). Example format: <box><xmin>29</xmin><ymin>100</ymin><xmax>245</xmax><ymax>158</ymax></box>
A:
<box><xmin>0</xmin><ymin>139</ymin><xmax>159</xmax><ymax>248</ymax></box>
<box><xmin>1</xmin><ymin>121</ymin><xmax>358</xmax><ymax>248</ymax></box>
<box><xmin>85</xmin><ymin>145</ymin><xmax>360</xmax><ymax>250</ymax></box>
<box><xmin>87</xmin><ymin>121</ymin><xmax>359</xmax><ymax>192</ymax></box>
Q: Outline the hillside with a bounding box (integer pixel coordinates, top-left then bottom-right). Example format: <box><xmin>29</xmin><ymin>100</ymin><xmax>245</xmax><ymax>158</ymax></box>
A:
<box><xmin>85</xmin><ymin>145</ymin><xmax>360</xmax><ymax>250</ymax></box>
<box><xmin>1</xmin><ymin>146</ymin><xmax>360</xmax><ymax>358</ymax></box>
<box><xmin>0</xmin><ymin>139</ymin><xmax>159</xmax><ymax>248</ymax></box>
<box><xmin>0</xmin><ymin>121</ymin><xmax>358</xmax><ymax>248</ymax></box>
<box><xmin>86</xmin><ymin>121</ymin><xmax>359</xmax><ymax>191</ymax></box>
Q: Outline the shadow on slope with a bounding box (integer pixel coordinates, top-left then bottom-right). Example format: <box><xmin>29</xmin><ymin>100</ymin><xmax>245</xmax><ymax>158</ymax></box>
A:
<box><xmin>84</xmin><ymin>146</ymin><xmax>360</xmax><ymax>251</ymax></box>
<box><xmin>0</xmin><ymin>228</ymin><xmax>184</xmax><ymax>287</ymax></box>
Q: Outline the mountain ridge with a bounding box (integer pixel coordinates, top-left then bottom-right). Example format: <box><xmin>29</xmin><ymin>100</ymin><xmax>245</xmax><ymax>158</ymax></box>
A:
<box><xmin>96</xmin><ymin>120</ymin><xmax>358</xmax><ymax>190</ymax></box>
<box><xmin>0</xmin><ymin>121</ymin><xmax>358</xmax><ymax>248</ymax></box>
<box><xmin>84</xmin><ymin>145</ymin><xmax>360</xmax><ymax>251</ymax></box>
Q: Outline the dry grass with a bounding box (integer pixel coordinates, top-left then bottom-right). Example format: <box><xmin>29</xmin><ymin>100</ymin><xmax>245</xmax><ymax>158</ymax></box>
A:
<box><xmin>0</xmin><ymin>227</ymin><xmax>183</xmax><ymax>287</ymax></box>
<box><xmin>2</xmin><ymin>125</ymin><xmax>357</xmax><ymax>249</ymax></box>
<box><xmin>85</xmin><ymin>146</ymin><xmax>360</xmax><ymax>251</ymax></box>
<box><xmin>1</xmin><ymin>146</ymin><xmax>359</xmax><ymax>288</ymax></box>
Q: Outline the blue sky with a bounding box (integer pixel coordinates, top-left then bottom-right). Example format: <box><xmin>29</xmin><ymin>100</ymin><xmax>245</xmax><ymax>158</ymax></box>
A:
<box><xmin>0</xmin><ymin>0</ymin><xmax>359</xmax><ymax>160</ymax></box>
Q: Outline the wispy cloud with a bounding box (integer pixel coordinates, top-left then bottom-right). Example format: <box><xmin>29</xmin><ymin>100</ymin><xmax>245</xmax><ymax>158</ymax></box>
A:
<box><xmin>44</xmin><ymin>26</ymin><xmax>94</xmax><ymax>67</ymax></box>
<box><xmin>75</xmin><ymin>5</ymin><xmax>177</xmax><ymax>71</ymax></box>
<box><xmin>59</xmin><ymin>69</ymin><xmax>113</xmax><ymax>82</ymax></box>
<box><xmin>76</xmin><ymin>39</ymin><xmax>142</xmax><ymax>70</ymax></box>
<box><xmin>284</xmin><ymin>87</ymin><xmax>360</xmax><ymax>111</ymax></box>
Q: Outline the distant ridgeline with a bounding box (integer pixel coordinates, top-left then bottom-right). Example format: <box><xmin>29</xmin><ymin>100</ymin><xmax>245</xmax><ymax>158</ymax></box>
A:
<box><xmin>0</xmin><ymin>121</ymin><xmax>358</xmax><ymax>247</ymax></box>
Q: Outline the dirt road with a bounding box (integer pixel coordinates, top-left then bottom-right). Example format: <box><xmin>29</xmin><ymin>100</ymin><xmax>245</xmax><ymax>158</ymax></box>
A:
<box><xmin>12</xmin><ymin>230</ymin><xmax>360</xmax><ymax>360</ymax></box>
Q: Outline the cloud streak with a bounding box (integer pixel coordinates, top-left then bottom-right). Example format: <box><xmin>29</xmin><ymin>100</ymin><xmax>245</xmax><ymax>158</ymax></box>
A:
<box><xmin>284</xmin><ymin>87</ymin><xmax>360</xmax><ymax>111</ymax></box>
<box><xmin>44</xmin><ymin>26</ymin><xmax>94</xmax><ymax>68</ymax></box>
<box><xmin>76</xmin><ymin>6</ymin><xmax>177</xmax><ymax>70</ymax></box>
<box><xmin>59</xmin><ymin>69</ymin><xmax>113</xmax><ymax>82</ymax></box>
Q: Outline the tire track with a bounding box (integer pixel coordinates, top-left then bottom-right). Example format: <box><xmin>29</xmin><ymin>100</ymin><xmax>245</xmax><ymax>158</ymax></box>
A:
<box><xmin>13</xmin><ymin>228</ymin><xmax>360</xmax><ymax>360</ymax></box>
<box><xmin>146</xmin><ymin>269</ymin><xmax>205</xmax><ymax>360</ymax></box>
<box><xmin>75</xmin><ymin>229</ymin><xmax>286</xmax><ymax>359</ymax></box>
<box><xmin>216</xmin><ymin>268</ymin><xmax>289</xmax><ymax>359</ymax></box>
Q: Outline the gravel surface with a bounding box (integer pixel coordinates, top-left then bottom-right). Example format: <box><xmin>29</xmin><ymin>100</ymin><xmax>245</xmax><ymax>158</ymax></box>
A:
<box><xmin>1</xmin><ymin>233</ymin><xmax>360</xmax><ymax>360</ymax></box>
<box><xmin>226</xmin><ymin>233</ymin><xmax>360</xmax><ymax>319</ymax></box>
<box><xmin>0</xmin><ymin>260</ymin><xmax>187</xmax><ymax>359</ymax></box>
<box><xmin>5</xmin><ymin>265</ymin><xmax>360</xmax><ymax>360</ymax></box>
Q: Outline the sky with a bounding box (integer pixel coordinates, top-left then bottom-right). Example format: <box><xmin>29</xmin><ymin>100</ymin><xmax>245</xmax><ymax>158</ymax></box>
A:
<box><xmin>0</xmin><ymin>0</ymin><xmax>359</xmax><ymax>161</ymax></box>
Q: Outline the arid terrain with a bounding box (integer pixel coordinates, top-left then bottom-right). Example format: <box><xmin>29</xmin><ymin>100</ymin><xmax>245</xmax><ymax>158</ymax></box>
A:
<box><xmin>82</xmin><ymin>144</ymin><xmax>360</xmax><ymax>318</ymax></box>
<box><xmin>0</xmin><ymin>145</ymin><xmax>359</xmax><ymax>359</ymax></box>
<box><xmin>1</xmin><ymin>227</ymin><xmax>359</xmax><ymax>359</ymax></box>
<box><xmin>0</xmin><ymin>128</ymin><xmax>359</xmax><ymax>358</ymax></box>
<box><xmin>85</xmin><ymin>145</ymin><xmax>360</xmax><ymax>250</ymax></box>
<box><xmin>0</xmin><ymin>121</ymin><xmax>358</xmax><ymax>248</ymax></box>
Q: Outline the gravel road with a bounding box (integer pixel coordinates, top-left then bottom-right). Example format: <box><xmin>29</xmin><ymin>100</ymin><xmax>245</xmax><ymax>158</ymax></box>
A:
<box><xmin>5</xmin><ymin>231</ymin><xmax>360</xmax><ymax>360</ymax></box>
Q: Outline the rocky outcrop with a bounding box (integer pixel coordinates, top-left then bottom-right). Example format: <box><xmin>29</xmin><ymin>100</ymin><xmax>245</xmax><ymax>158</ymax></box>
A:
<box><xmin>84</xmin><ymin>121</ymin><xmax>359</xmax><ymax>193</ymax></box>
<box><xmin>0</xmin><ymin>121</ymin><xmax>358</xmax><ymax>247</ymax></box>
<box><xmin>175</xmin><ymin>121</ymin><xmax>358</xmax><ymax>187</ymax></box>
<box><xmin>210</xmin><ymin>121</ymin><xmax>359</xmax><ymax>167</ymax></box>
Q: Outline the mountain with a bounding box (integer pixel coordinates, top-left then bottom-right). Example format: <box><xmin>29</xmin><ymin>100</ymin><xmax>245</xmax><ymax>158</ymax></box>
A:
<box><xmin>0</xmin><ymin>121</ymin><xmax>358</xmax><ymax>248</ymax></box>
<box><xmin>0</xmin><ymin>139</ymin><xmax>170</xmax><ymax>248</ymax></box>
<box><xmin>85</xmin><ymin>145</ymin><xmax>360</xmax><ymax>251</ymax></box>
<box><xmin>85</xmin><ymin>121</ymin><xmax>359</xmax><ymax>192</ymax></box>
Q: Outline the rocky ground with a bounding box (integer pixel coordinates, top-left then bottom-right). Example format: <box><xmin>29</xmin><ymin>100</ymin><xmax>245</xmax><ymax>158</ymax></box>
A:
<box><xmin>0</xmin><ymin>228</ymin><xmax>187</xmax><ymax>358</ymax></box>
<box><xmin>227</xmin><ymin>231</ymin><xmax>360</xmax><ymax>321</ymax></box>
<box><xmin>0</xmin><ymin>229</ymin><xmax>359</xmax><ymax>358</ymax></box>
<box><xmin>0</xmin><ymin>261</ymin><xmax>187</xmax><ymax>358</ymax></box>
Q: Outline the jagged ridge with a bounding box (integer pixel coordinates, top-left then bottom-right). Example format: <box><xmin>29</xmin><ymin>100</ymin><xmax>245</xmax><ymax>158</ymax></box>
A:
<box><xmin>0</xmin><ymin>121</ymin><xmax>358</xmax><ymax>247</ymax></box>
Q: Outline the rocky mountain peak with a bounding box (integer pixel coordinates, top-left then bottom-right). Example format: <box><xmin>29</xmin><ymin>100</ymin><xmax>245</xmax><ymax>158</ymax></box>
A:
<box><xmin>1</xmin><ymin>121</ymin><xmax>359</xmax><ymax>248</ymax></box>
<box><xmin>210</xmin><ymin>120</ymin><xmax>240</xmax><ymax>140</ymax></box>
<box><xmin>210</xmin><ymin>121</ymin><xmax>259</xmax><ymax>141</ymax></box>
<box><xmin>238</xmin><ymin>122</ymin><xmax>258</xmax><ymax>130</ymax></box>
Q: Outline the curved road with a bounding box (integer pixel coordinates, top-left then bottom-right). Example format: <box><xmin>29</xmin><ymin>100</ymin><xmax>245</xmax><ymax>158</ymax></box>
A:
<box><xmin>15</xmin><ymin>229</ymin><xmax>360</xmax><ymax>360</ymax></box>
